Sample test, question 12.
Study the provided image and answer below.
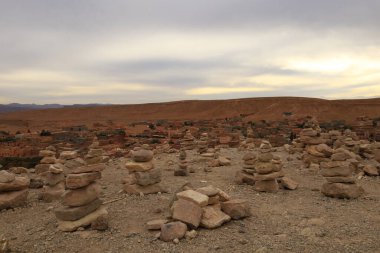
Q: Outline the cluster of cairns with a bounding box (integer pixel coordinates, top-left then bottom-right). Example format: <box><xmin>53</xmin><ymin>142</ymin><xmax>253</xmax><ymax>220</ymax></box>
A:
<box><xmin>236</xmin><ymin>140</ymin><xmax>298</xmax><ymax>192</ymax></box>
<box><xmin>124</xmin><ymin>145</ymin><xmax>166</xmax><ymax>195</ymax></box>
<box><xmin>0</xmin><ymin>170</ymin><xmax>30</xmax><ymax>210</ymax></box>
<box><xmin>35</xmin><ymin>145</ymin><xmax>57</xmax><ymax>174</ymax></box>
<box><xmin>180</xmin><ymin>130</ymin><xmax>196</xmax><ymax>150</ymax></box>
<box><xmin>147</xmin><ymin>185</ymin><xmax>251</xmax><ymax>243</ymax></box>
<box><xmin>321</xmin><ymin>149</ymin><xmax>364</xmax><ymax>199</ymax></box>
<box><xmin>174</xmin><ymin>150</ymin><xmax>189</xmax><ymax>176</ymax></box>
<box><xmin>54</xmin><ymin>163</ymin><xmax>108</xmax><ymax>232</ymax></box>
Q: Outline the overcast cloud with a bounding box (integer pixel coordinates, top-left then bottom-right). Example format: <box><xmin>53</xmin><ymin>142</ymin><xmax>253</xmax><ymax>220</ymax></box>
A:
<box><xmin>0</xmin><ymin>0</ymin><xmax>379</xmax><ymax>104</ymax></box>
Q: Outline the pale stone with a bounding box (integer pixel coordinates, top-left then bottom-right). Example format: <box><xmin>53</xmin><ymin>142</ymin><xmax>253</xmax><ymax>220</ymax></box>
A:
<box><xmin>200</xmin><ymin>204</ymin><xmax>231</xmax><ymax>229</ymax></box>
<box><xmin>71</xmin><ymin>163</ymin><xmax>106</xmax><ymax>174</ymax></box>
<box><xmin>196</xmin><ymin>185</ymin><xmax>219</xmax><ymax>197</ymax></box>
<box><xmin>146</xmin><ymin>219</ymin><xmax>169</xmax><ymax>230</ymax></box>
<box><xmin>125</xmin><ymin>161</ymin><xmax>154</xmax><ymax>172</ymax></box>
<box><xmin>176</xmin><ymin>190</ymin><xmax>209</xmax><ymax>207</ymax></box>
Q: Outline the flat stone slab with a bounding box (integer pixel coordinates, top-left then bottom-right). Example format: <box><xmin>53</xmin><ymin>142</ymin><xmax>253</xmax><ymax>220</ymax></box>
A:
<box><xmin>66</xmin><ymin>172</ymin><xmax>101</xmax><ymax>189</ymax></box>
<box><xmin>172</xmin><ymin>199</ymin><xmax>202</xmax><ymax>228</ymax></box>
<box><xmin>57</xmin><ymin>206</ymin><xmax>108</xmax><ymax>232</ymax></box>
<box><xmin>200</xmin><ymin>204</ymin><xmax>231</xmax><ymax>229</ymax></box>
<box><xmin>70</xmin><ymin>164</ymin><xmax>106</xmax><ymax>174</ymax></box>
<box><xmin>125</xmin><ymin>161</ymin><xmax>154</xmax><ymax>172</ymax></box>
<box><xmin>146</xmin><ymin>219</ymin><xmax>169</xmax><ymax>230</ymax></box>
<box><xmin>176</xmin><ymin>190</ymin><xmax>209</xmax><ymax>207</ymax></box>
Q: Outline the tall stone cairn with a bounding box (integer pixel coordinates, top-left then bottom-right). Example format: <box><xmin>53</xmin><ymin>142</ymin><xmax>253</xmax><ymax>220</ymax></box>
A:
<box><xmin>124</xmin><ymin>145</ymin><xmax>166</xmax><ymax>195</ymax></box>
<box><xmin>0</xmin><ymin>171</ymin><xmax>29</xmax><ymax>210</ymax></box>
<box><xmin>197</xmin><ymin>133</ymin><xmax>209</xmax><ymax>154</ymax></box>
<box><xmin>253</xmin><ymin>140</ymin><xmax>284</xmax><ymax>193</ymax></box>
<box><xmin>174</xmin><ymin>149</ymin><xmax>189</xmax><ymax>176</ymax></box>
<box><xmin>55</xmin><ymin>163</ymin><xmax>108</xmax><ymax>232</ymax></box>
<box><xmin>321</xmin><ymin>148</ymin><xmax>364</xmax><ymax>199</ymax></box>
<box><xmin>180</xmin><ymin>130</ymin><xmax>196</xmax><ymax>150</ymax></box>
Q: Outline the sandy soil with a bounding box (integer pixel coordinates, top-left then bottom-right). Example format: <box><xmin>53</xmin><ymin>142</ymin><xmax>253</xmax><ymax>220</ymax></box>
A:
<box><xmin>1</xmin><ymin>148</ymin><xmax>380</xmax><ymax>253</ymax></box>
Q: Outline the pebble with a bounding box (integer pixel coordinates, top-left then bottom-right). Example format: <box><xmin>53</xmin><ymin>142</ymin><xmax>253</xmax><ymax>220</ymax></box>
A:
<box><xmin>173</xmin><ymin>238</ymin><xmax>179</xmax><ymax>244</ymax></box>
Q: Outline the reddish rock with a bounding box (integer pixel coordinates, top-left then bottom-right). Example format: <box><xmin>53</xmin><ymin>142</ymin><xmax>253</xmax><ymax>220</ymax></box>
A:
<box><xmin>221</xmin><ymin>199</ymin><xmax>251</xmax><ymax>219</ymax></box>
<box><xmin>321</xmin><ymin>183</ymin><xmax>364</xmax><ymax>199</ymax></box>
<box><xmin>279</xmin><ymin>177</ymin><xmax>299</xmax><ymax>190</ymax></box>
<box><xmin>200</xmin><ymin>204</ymin><xmax>231</xmax><ymax>229</ymax></box>
<box><xmin>0</xmin><ymin>177</ymin><xmax>30</xmax><ymax>192</ymax></box>
<box><xmin>172</xmin><ymin>199</ymin><xmax>202</xmax><ymax>228</ymax></box>
<box><xmin>66</xmin><ymin>172</ymin><xmax>101</xmax><ymax>189</ymax></box>
<box><xmin>62</xmin><ymin>182</ymin><xmax>101</xmax><ymax>207</ymax></box>
<box><xmin>0</xmin><ymin>189</ymin><xmax>28</xmax><ymax>210</ymax></box>
<box><xmin>55</xmin><ymin>198</ymin><xmax>102</xmax><ymax>221</ymax></box>
<box><xmin>160</xmin><ymin>222</ymin><xmax>187</xmax><ymax>242</ymax></box>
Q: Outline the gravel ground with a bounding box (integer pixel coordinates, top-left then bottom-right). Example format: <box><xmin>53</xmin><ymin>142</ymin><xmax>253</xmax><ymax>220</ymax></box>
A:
<box><xmin>1</xmin><ymin>148</ymin><xmax>379</xmax><ymax>253</ymax></box>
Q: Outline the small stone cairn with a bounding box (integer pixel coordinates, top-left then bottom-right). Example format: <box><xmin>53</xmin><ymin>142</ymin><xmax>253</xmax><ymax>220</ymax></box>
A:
<box><xmin>124</xmin><ymin>145</ymin><xmax>166</xmax><ymax>195</ymax></box>
<box><xmin>321</xmin><ymin>148</ymin><xmax>364</xmax><ymax>199</ymax></box>
<box><xmin>180</xmin><ymin>130</ymin><xmax>196</xmax><ymax>150</ymax></box>
<box><xmin>54</xmin><ymin>163</ymin><xmax>107</xmax><ymax>232</ymax></box>
<box><xmin>197</xmin><ymin>133</ymin><xmax>209</xmax><ymax>154</ymax></box>
<box><xmin>0</xmin><ymin>170</ymin><xmax>30</xmax><ymax>210</ymax></box>
<box><xmin>174</xmin><ymin>149</ymin><xmax>189</xmax><ymax>176</ymax></box>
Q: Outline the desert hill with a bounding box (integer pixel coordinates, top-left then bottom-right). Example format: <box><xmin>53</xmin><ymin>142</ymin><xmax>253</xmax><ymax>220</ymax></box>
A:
<box><xmin>0</xmin><ymin>97</ymin><xmax>379</xmax><ymax>132</ymax></box>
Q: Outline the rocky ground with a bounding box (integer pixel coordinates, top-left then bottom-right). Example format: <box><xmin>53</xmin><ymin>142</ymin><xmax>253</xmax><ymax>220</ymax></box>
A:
<box><xmin>1</xmin><ymin>148</ymin><xmax>379</xmax><ymax>253</ymax></box>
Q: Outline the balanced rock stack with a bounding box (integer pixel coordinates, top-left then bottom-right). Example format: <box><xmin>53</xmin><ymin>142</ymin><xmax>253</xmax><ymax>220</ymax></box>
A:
<box><xmin>55</xmin><ymin>163</ymin><xmax>108</xmax><ymax>232</ymax></box>
<box><xmin>174</xmin><ymin>150</ymin><xmax>189</xmax><ymax>176</ymax></box>
<box><xmin>321</xmin><ymin>149</ymin><xmax>364</xmax><ymax>199</ymax></box>
<box><xmin>253</xmin><ymin>140</ymin><xmax>285</xmax><ymax>192</ymax></box>
<box><xmin>0</xmin><ymin>171</ymin><xmax>30</xmax><ymax>210</ymax></box>
<box><xmin>153</xmin><ymin>185</ymin><xmax>251</xmax><ymax>242</ymax></box>
<box><xmin>38</xmin><ymin>163</ymin><xmax>66</xmax><ymax>202</ymax></box>
<box><xmin>180</xmin><ymin>130</ymin><xmax>196</xmax><ymax>150</ymax></box>
<box><xmin>35</xmin><ymin>147</ymin><xmax>57</xmax><ymax>174</ymax></box>
<box><xmin>235</xmin><ymin>152</ymin><xmax>257</xmax><ymax>185</ymax></box>
<box><xmin>85</xmin><ymin>139</ymin><xmax>106</xmax><ymax>165</ymax></box>
<box><xmin>197</xmin><ymin>133</ymin><xmax>209</xmax><ymax>154</ymax></box>
<box><xmin>124</xmin><ymin>145</ymin><xmax>166</xmax><ymax>195</ymax></box>
<box><xmin>60</xmin><ymin>150</ymin><xmax>85</xmax><ymax>172</ymax></box>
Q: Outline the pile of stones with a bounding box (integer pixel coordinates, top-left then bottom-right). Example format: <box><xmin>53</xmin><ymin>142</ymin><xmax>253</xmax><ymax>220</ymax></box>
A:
<box><xmin>124</xmin><ymin>145</ymin><xmax>166</xmax><ymax>195</ymax></box>
<box><xmin>236</xmin><ymin>140</ymin><xmax>298</xmax><ymax>191</ymax></box>
<box><xmin>55</xmin><ymin>163</ymin><xmax>108</xmax><ymax>232</ymax></box>
<box><xmin>38</xmin><ymin>163</ymin><xmax>65</xmax><ymax>202</ymax></box>
<box><xmin>35</xmin><ymin>147</ymin><xmax>57</xmax><ymax>174</ymax></box>
<box><xmin>147</xmin><ymin>185</ymin><xmax>251</xmax><ymax>242</ymax></box>
<box><xmin>321</xmin><ymin>148</ymin><xmax>364</xmax><ymax>199</ymax></box>
<box><xmin>85</xmin><ymin>138</ymin><xmax>108</xmax><ymax>164</ymax></box>
<box><xmin>197</xmin><ymin>133</ymin><xmax>209</xmax><ymax>154</ymax></box>
<box><xmin>174</xmin><ymin>150</ymin><xmax>189</xmax><ymax>176</ymax></box>
<box><xmin>0</xmin><ymin>170</ymin><xmax>30</xmax><ymax>210</ymax></box>
<box><xmin>180</xmin><ymin>130</ymin><xmax>196</xmax><ymax>150</ymax></box>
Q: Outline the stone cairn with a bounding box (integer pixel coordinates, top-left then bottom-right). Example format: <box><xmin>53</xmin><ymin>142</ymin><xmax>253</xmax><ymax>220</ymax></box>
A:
<box><xmin>124</xmin><ymin>145</ymin><xmax>166</xmax><ymax>195</ymax></box>
<box><xmin>180</xmin><ymin>130</ymin><xmax>196</xmax><ymax>150</ymax></box>
<box><xmin>85</xmin><ymin>138</ymin><xmax>107</xmax><ymax>165</ymax></box>
<box><xmin>54</xmin><ymin>163</ymin><xmax>108</xmax><ymax>232</ymax></box>
<box><xmin>236</xmin><ymin>140</ymin><xmax>298</xmax><ymax>191</ymax></box>
<box><xmin>147</xmin><ymin>185</ymin><xmax>251</xmax><ymax>242</ymax></box>
<box><xmin>174</xmin><ymin>149</ymin><xmax>189</xmax><ymax>176</ymax></box>
<box><xmin>35</xmin><ymin>146</ymin><xmax>57</xmax><ymax>174</ymax></box>
<box><xmin>38</xmin><ymin>163</ymin><xmax>66</xmax><ymax>202</ymax></box>
<box><xmin>320</xmin><ymin>148</ymin><xmax>364</xmax><ymax>199</ymax></box>
<box><xmin>197</xmin><ymin>133</ymin><xmax>209</xmax><ymax>154</ymax></box>
<box><xmin>0</xmin><ymin>170</ymin><xmax>30</xmax><ymax>210</ymax></box>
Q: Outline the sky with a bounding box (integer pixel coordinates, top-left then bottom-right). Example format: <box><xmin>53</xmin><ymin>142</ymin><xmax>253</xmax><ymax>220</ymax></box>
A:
<box><xmin>0</xmin><ymin>0</ymin><xmax>379</xmax><ymax>104</ymax></box>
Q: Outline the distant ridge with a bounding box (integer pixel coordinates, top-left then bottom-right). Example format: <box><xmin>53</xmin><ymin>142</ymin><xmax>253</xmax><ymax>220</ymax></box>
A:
<box><xmin>0</xmin><ymin>97</ymin><xmax>379</xmax><ymax>132</ymax></box>
<box><xmin>0</xmin><ymin>103</ymin><xmax>111</xmax><ymax>114</ymax></box>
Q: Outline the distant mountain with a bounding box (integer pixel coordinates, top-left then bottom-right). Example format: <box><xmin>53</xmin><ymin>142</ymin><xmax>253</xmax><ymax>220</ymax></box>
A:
<box><xmin>0</xmin><ymin>103</ymin><xmax>110</xmax><ymax>113</ymax></box>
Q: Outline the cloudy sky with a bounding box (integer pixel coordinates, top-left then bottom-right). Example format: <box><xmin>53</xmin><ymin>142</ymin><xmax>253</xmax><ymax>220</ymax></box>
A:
<box><xmin>0</xmin><ymin>0</ymin><xmax>379</xmax><ymax>104</ymax></box>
